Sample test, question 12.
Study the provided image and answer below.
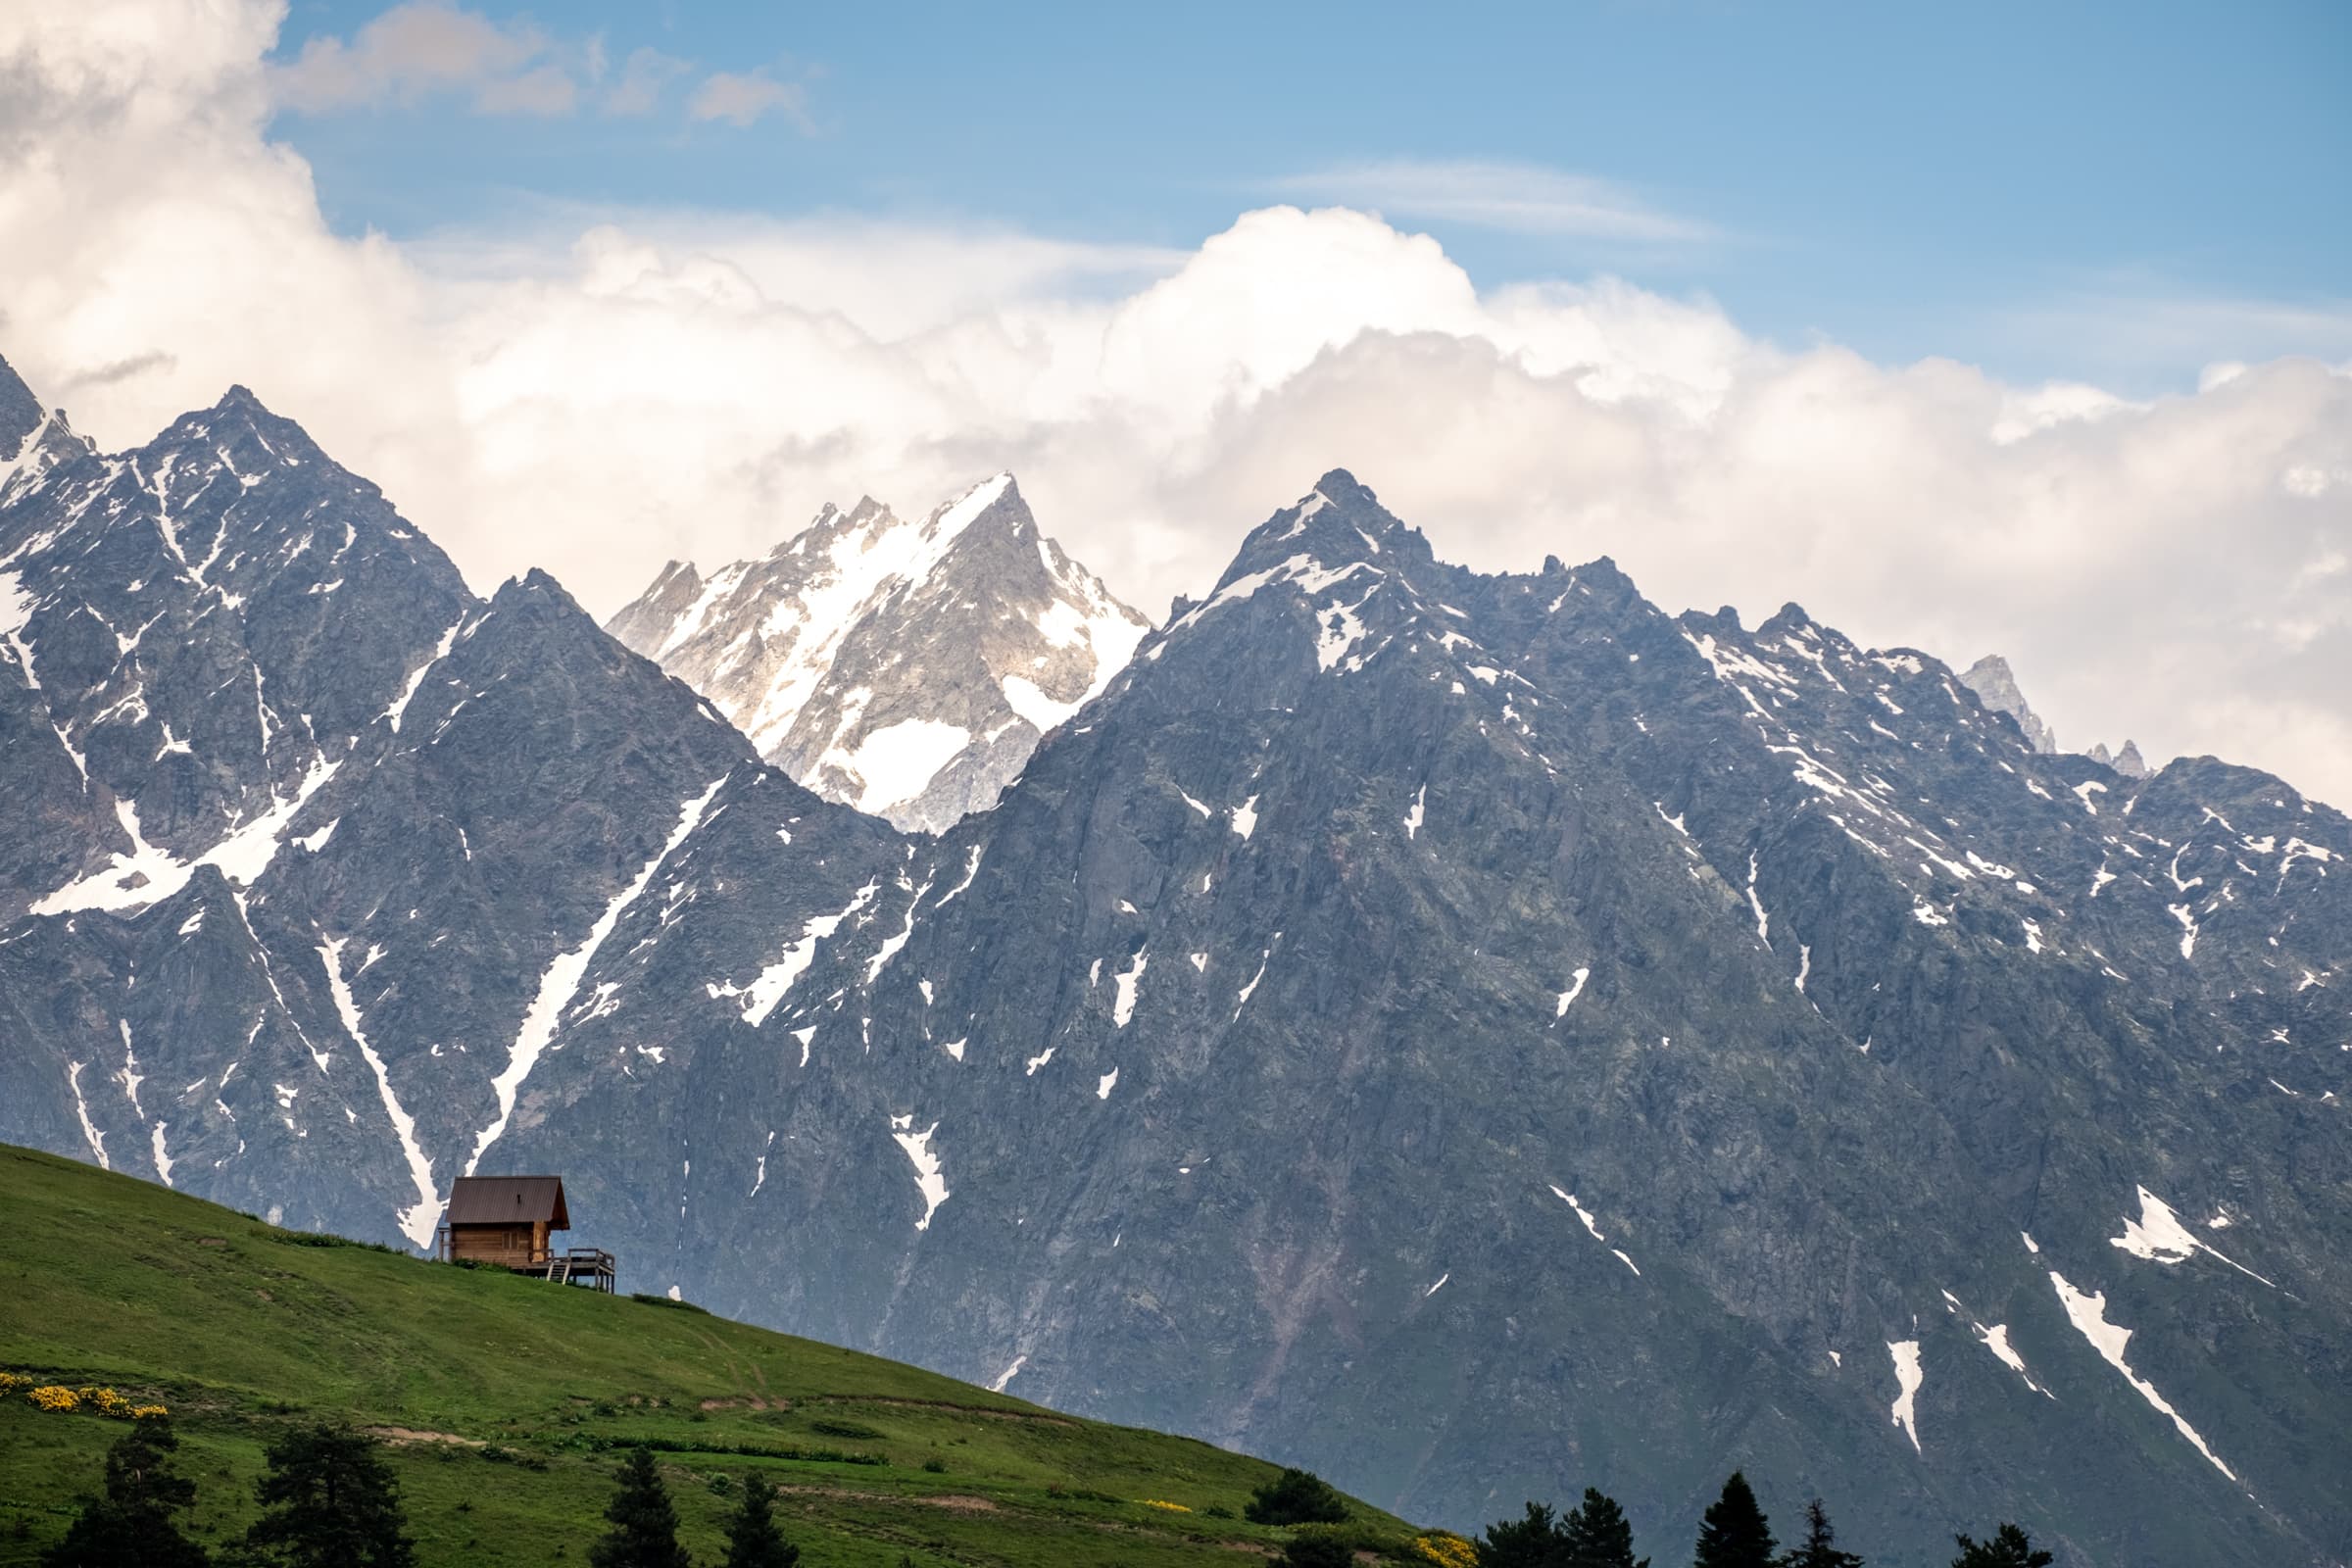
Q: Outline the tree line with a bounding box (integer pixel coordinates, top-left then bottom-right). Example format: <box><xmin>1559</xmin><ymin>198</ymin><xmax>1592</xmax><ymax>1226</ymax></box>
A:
<box><xmin>37</xmin><ymin>1419</ymin><xmax>2058</xmax><ymax>1568</ymax></box>
<box><xmin>1447</xmin><ymin>1470</ymin><xmax>2053</xmax><ymax>1568</ymax></box>
<box><xmin>33</xmin><ymin>1421</ymin><xmax>799</xmax><ymax>1568</ymax></box>
<box><xmin>1241</xmin><ymin>1463</ymin><xmax>2054</xmax><ymax>1568</ymax></box>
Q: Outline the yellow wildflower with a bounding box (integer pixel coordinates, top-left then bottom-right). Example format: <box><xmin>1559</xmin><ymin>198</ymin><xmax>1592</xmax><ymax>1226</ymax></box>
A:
<box><xmin>1139</xmin><ymin>1498</ymin><xmax>1193</xmax><ymax>1513</ymax></box>
<box><xmin>131</xmin><ymin>1405</ymin><xmax>171</xmax><ymax>1421</ymax></box>
<box><xmin>1414</xmin><ymin>1535</ymin><xmax>1478</xmax><ymax>1568</ymax></box>
<box><xmin>29</xmin><ymin>1386</ymin><xmax>78</xmax><ymax>1412</ymax></box>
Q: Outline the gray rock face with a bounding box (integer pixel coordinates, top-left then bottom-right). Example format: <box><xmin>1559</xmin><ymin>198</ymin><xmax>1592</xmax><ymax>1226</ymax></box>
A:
<box><xmin>0</xmin><ymin>359</ymin><xmax>898</xmax><ymax>1249</ymax></box>
<box><xmin>0</xmin><ymin>352</ymin><xmax>46</xmax><ymax>455</ymax></box>
<box><xmin>1960</xmin><ymin>655</ymin><xmax>2058</xmax><ymax>754</ymax></box>
<box><xmin>690</xmin><ymin>472</ymin><xmax>2342</xmax><ymax>1566</ymax></box>
<box><xmin>0</xmin><ymin>367</ymin><xmax>475</xmax><ymax>924</ymax></box>
<box><xmin>5</xmin><ymin>369</ymin><xmax>2350</xmax><ymax>1568</ymax></box>
<box><xmin>607</xmin><ymin>475</ymin><xmax>1148</xmax><ymax>833</ymax></box>
<box><xmin>2087</xmin><ymin>741</ymin><xmax>2150</xmax><ymax>778</ymax></box>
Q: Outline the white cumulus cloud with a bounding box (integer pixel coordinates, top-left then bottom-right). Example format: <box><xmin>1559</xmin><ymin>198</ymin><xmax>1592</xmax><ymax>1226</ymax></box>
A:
<box><xmin>1</xmin><ymin>1</ymin><xmax>2347</xmax><ymax>805</ymax></box>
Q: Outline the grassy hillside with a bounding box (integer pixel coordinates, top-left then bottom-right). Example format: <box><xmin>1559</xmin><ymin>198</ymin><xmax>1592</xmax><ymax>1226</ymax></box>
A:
<box><xmin>0</xmin><ymin>1147</ymin><xmax>1435</xmax><ymax>1565</ymax></box>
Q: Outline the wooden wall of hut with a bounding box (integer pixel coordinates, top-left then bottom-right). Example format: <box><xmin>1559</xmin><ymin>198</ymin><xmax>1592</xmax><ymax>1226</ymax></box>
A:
<box><xmin>449</xmin><ymin>1223</ymin><xmax>545</xmax><ymax>1267</ymax></box>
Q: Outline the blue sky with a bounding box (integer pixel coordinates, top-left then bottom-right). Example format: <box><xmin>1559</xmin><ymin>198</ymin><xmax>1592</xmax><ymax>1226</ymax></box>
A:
<box><xmin>270</xmin><ymin>0</ymin><xmax>2351</xmax><ymax>389</ymax></box>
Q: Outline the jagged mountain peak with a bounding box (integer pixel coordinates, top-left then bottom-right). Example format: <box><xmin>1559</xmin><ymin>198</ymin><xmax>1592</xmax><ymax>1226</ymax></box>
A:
<box><xmin>1960</xmin><ymin>652</ymin><xmax>2059</xmax><ymax>754</ymax></box>
<box><xmin>0</xmin><ymin>369</ymin><xmax>95</xmax><ymax>514</ymax></box>
<box><xmin>1225</xmin><ymin>469</ymin><xmax>1439</xmax><ymax>588</ymax></box>
<box><xmin>1961</xmin><ymin>653</ymin><xmax>2165</xmax><ymax>778</ymax></box>
<box><xmin>1747</xmin><ymin>602</ymin><xmax>1869</xmax><ymax>662</ymax></box>
<box><xmin>484</xmin><ymin>564</ymin><xmax>739</xmax><ymax>721</ymax></box>
<box><xmin>507</xmin><ymin>564</ymin><xmax>570</xmax><ymax>600</ymax></box>
<box><xmin>1152</xmin><ymin>475</ymin><xmax>1668</xmax><ymax>709</ymax></box>
<box><xmin>609</xmin><ymin>468</ymin><xmax>1148</xmax><ymax>833</ymax></box>
<box><xmin>147</xmin><ymin>382</ymin><xmax>342</xmax><ymax>476</ymax></box>
<box><xmin>0</xmin><ymin>360</ymin><xmax>476</xmax><ymax>911</ymax></box>
<box><xmin>476</xmin><ymin>566</ymin><xmax>595</xmax><ymax>631</ymax></box>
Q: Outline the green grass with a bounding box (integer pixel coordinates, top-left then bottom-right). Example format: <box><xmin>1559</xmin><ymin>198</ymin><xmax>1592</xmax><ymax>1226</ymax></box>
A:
<box><xmin>0</xmin><ymin>1146</ymin><xmax>1443</xmax><ymax>1565</ymax></box>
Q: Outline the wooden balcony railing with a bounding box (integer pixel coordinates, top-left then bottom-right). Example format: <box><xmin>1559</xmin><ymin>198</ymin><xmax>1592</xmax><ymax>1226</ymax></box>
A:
<box><xmin>434</xmin><ymin>1230</ymin><xmax>617</xmax><ymax>1293</ymax></box>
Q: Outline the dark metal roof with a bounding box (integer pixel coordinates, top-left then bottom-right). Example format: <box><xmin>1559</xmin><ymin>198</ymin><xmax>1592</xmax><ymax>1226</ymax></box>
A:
<box><xmin>445</xmin><ymin>1175</ymin><xmax>568</xmax><ymax>1228</ymax></box>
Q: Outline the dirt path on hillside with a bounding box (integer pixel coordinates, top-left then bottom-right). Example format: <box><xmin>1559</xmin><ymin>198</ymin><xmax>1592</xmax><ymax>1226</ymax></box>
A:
<box><xmin>365</xmin><ymin>1427</ymin><xmax>483</xmax><ymax>1446</ymax></box>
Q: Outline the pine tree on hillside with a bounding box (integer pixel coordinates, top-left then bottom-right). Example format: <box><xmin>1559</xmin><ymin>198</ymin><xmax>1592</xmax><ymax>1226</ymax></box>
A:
<box><xmin>589</xmin><ymin>1446</ymin><xmax>692</xmax><ymax>1568</ymax></box>
<box><xmin>40</xmin><ymin>1419</ymin><xmax>211</xmax><ymax>1568</ymax></box>
<box><xmin>1561</xmin><ymin>1487</ymin><xmax>1648</xmax><ymax>1568</ymax></box>
<box><xmin>1779</xmin><ymin>1499</ymin><xmax>1862</xmax><ymax>1568</ymax></box>
<box><xmin>240</xmin><ymin>1424</ymin><xmax>414</xmax><ymax>1568</ymax></box>
<box><xmin>1948</xmin><ymin>1524</ymin><xmax>2053</xmax><ymax>1568</ymax></box>
<box><xmin>1478</xmin><ymin>1499</ymin><xmax>1568</xmax><ymax>1566</ymax></box>
<box><xmin>1692</xmin><ymin>1472</ymin><xmax>1776</xmax><ymax>1568</ymax></box>
<box><xmin>721</xmin><ymin>1473</ymin><xmax>799</xmax><ymax>1568</ymax></box>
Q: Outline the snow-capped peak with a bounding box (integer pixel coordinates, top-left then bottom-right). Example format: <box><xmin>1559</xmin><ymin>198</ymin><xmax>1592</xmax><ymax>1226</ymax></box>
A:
<box><xmin>609</xmin><ymin>472</ymin><xmax>1148</xmax><ymax>832</ymax></box>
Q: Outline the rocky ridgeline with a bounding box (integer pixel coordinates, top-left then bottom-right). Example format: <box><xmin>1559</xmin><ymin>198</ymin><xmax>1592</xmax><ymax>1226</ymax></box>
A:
<box><xmin>1959</xmin><ymin>654</ymin><xmax>2147</xmax><ymax>776</ymax></box>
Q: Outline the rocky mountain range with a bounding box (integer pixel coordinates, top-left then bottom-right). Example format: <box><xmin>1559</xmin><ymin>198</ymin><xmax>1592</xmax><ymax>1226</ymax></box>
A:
<box><xmin>606</xmin><ymin>478</ymin><xmax>1149</xmax><ymax>833</ymax></box>
<box><xmin>2</xmin><ymin>352</ymin><xmax>2345</xmax><ymax>1567</ymax></box>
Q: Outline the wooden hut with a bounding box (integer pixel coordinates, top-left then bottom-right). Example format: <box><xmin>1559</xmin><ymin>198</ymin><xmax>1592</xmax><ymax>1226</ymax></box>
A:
<box><xmin>435</xmin><ymin>1175</ymin><xmax>615</xmax><ymax>1291</ymax></box>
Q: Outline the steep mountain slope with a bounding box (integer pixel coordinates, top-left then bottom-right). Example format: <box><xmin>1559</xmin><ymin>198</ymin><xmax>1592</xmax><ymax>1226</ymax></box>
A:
<box><xmin>0</xmin><ymin>357</ymin><xmax>906</xmax><ymax>1247</ymax></box>
<box><xmin>608</xmin><ymin>475</ymin><xmax>1150</xmax><ymax>833</ymax></box>
<box><xmin>5</xmin><ymin>347</ymin><xmax>2347</xmax><ymax>1568</ymax></box>
<box><xmin>546</xmin><ymin>472</ymin><xmax>2344</xmax><ymax>1566</ymax></box>
<box><xmin>0</xmin><ymin>1144</ymin><xmax>1421</xmax><ymax>1567</ymax></box>
<box><xmin>0</xmin><ymin>361</ymin><xmax>472</xmax><ymax>922</ymax></box>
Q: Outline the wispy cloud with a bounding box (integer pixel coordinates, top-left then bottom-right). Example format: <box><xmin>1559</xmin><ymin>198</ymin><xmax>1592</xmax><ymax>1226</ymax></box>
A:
<box><xmin>270</xmin><ymin>1</ymin><xmax>572</xmax><ymax>116</ymax></box>
<box><xmin>269</xmin><ymin>3</ymin><xmax>801</xmax><ymax>127</ymax></box>
<box><xmin>599</xmin><ymin>46</ymin><xmax>693</xmax><ymax>119</ymax></box>
<box><xmin>1990</xmin><ymin>282</ymin><xmax>2352</xmax><ymax>387</ymax></box>
<box><xmin>1268</xmin><ymin>160</ymin><xmax>1716</xmax><ymax>244</ymax></box>
<box><xmin>688</xmin><ymin>66</ymin><xmax>815</xmax><ymax>132</ymax></box>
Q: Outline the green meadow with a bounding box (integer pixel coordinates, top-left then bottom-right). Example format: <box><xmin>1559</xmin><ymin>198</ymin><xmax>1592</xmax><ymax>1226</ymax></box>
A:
<box><xmin>0</xmin><ymin>1146</ymin><xmax>1442</xmax><ymax>1566</ymax></box>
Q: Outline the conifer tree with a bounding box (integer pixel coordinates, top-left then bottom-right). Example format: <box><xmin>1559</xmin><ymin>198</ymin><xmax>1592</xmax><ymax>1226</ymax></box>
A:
<box><xmin>1479</xmin><ymin>1499</ymin><xmax>1568</xmax><ymax>1566</ymax></box>
<box><xmin>1561</xmin><ymin>1487</ymin><xmax>1647</xmax><ymax>1568</ymax></box>
<box><xmin>241</xmin><ymin>1424</ymin><xmax>414</xmax><ymax>1568</ymax></box>
<box><xmin>590</xmin><ymin>1446</ymin><xmax>692</xmax><ymax>1568</ymax></box>
<box><xmin>1692</xmin><ymin>1472</ymin><xmax>1776</xmax><ymax>1568</ymax></box>
<box><xmin>1948</xmin><ymin>1523</ymin><xmax>2053</xmax><ymax>1568</ymax></box>
<box><xmin>41</xmin><ymin>1419</ymin><xmax>211</xmax><ymax>1568</ymax></box>
<box><xmin>721</xmin><ymin>1474</ymin><xmax>799</xmax><ymax>1568</ymax></box>
<box><xmin>1779</xmin><ymin>1499</ymin><xmax>1862</xmax><ymax>1568</ymax></box>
